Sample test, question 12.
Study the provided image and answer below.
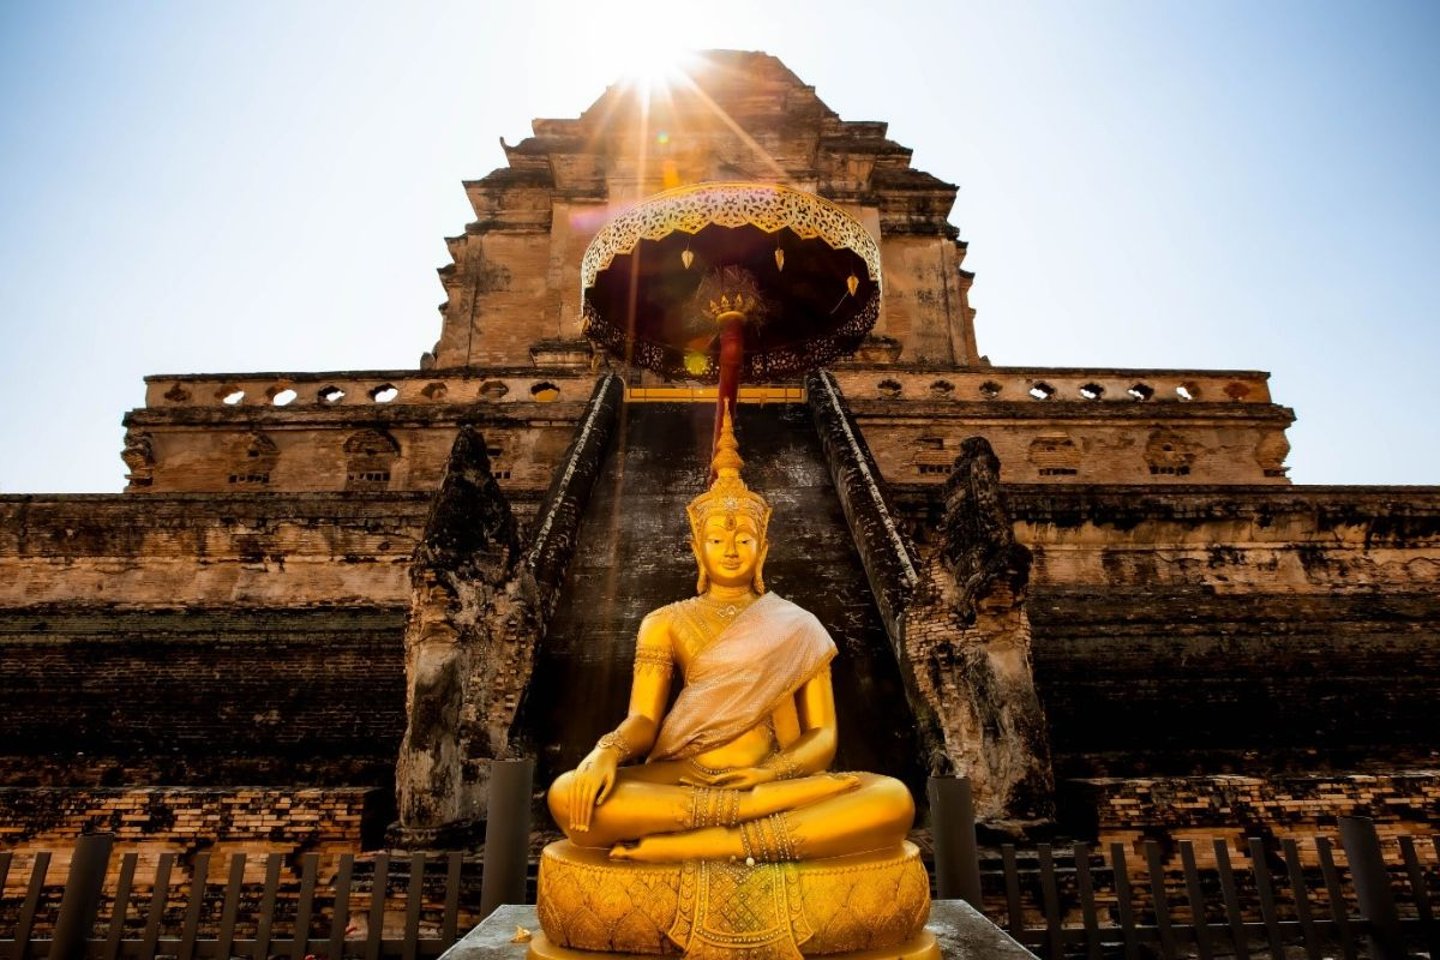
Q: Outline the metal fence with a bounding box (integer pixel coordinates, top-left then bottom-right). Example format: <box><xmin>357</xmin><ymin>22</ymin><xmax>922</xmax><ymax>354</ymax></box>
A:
<box><xmin>0</xmin><ymin>845</ymin><xmax>482</xmax><ymax>960</ymax></box>
<box><xmin>990</xmin><ymin>819</ymin><xmax>1438</xmax><ymax>959</ymax></box>
<box><xmin>2</xmin><ymin>817</ymin><xmax>1436</xmax><ymax>959</ymax></box>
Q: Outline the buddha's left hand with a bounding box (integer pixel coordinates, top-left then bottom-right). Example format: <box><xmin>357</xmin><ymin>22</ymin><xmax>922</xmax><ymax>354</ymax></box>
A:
<box><xmin>681</xmin><ymin>766</ymin><xmax>777</xmax><ymax>789</ymax></box>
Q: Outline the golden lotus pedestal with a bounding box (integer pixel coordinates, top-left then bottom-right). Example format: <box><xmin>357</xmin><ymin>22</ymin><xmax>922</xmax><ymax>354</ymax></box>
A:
<box><xmin>532</xmin><ymin>841</ymin><xmax>937</xmax><ymax>960</ymax></box>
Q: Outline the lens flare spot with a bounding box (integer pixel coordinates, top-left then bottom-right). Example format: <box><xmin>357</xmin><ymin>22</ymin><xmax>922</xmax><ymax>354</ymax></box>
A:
<box><xmin>656</xmin><ymin>131</ymin><xmax>670</xmax><ymax>145</ymax></box>
<box><xmin>683</xmin><ymin>351</ymin><xmax>710</xmax><ymax>377</ymax></box>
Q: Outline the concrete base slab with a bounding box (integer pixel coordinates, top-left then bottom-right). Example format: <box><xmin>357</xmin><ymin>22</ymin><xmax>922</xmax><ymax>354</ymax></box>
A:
<box><xmin>439</xmin><ymin>902</ymin><xmax>1034</xmax><ymax>960</ymax></box>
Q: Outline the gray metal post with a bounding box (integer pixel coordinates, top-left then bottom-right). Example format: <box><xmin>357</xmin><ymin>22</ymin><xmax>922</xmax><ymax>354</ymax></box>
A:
<box><xmin>928</xmin><ymin>775</ymin><xmax>983</xmax><ymax>908</ymax></box>
<box><xmin>51</xmin><ymin>832</ymin><xmax>115</xmax><ymax>960</ymax></box>
<box><xmin>1338</xmin><ymin>816</ymin><xmax>1407</xmax><ymax>960</ymax></box>
<box><xmin>480</xmin><ymin>758</ymin><xmax>535</xmax><ymax>919</ymax></box>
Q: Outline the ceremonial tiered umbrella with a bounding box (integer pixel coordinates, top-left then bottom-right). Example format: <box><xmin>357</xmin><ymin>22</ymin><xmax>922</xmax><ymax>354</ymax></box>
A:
<box><xmin>580</xmin><ymin>182</ymin><xmax>882</xmax><ymax>452</ymax></box>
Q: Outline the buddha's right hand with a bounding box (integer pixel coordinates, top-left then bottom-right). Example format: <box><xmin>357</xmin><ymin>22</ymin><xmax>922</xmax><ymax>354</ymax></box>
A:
<box><xmin>568</xmin><ymin>747</ymin><xmax>619</xmax><ymax>832</ymax></box>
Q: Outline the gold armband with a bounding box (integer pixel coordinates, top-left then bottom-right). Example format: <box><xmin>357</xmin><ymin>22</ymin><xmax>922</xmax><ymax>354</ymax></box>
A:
<box><xmin>632</xmin><ymin>647</ymin><xmax>674</xmax><ymax>675</ymax></box>
<box><xmin>596</xmin><ymin>731</ymin><xmax>633</xmax><ymax>763</ymax></box>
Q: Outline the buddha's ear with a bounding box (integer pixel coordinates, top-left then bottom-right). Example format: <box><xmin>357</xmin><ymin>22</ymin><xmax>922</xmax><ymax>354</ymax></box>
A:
<box><xmin>752</xmin><ymin>541</ymin><xmax>770</xmax><ymax>595</ymax></box>
<box><xmin>691</xmin><ymin>540</ymin><xmax>708</xmax><ymax>594</ymax></box>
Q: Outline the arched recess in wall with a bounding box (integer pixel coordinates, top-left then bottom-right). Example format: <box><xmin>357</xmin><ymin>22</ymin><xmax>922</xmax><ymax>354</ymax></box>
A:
<box><xmin>230</xmin><ymin>432</ymin><xmax>278</xmax><ymax>486</ymax></box>
<box><xmin>344</xmin><ymin>429</ymin><xmax>400</xmax><ymax>490</ymax></box>
<box><xmin>1028</xmin><ymin>435</ymin><xmax>1081</xmax><ymax>477</ymax></box>
<box><xmin>1145</xmin><ymin>430</ymin><xmax>1197</xmax><ymax>477</ymax></box>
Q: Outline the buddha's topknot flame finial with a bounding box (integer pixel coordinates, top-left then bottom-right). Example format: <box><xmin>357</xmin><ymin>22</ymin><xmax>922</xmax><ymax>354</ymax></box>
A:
<box><xmin>687</xmin><ymin>402</ymin><xmax>772</xmax><ymax>550</ymax></box>
<box><xmin>711</xmin><ymin>402</ymin><xmax>743</xmax><ymax>479</ymax></box>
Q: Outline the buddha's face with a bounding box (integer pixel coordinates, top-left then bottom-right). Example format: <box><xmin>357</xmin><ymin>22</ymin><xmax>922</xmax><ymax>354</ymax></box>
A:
<box><xmin>696</xmin><ymin>513</ymin><xmax>765</xmax><ymax>591</ymax></box>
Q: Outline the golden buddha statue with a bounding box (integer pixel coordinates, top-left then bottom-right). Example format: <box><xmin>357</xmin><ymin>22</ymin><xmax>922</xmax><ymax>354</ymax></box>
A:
<box><xmin>533</xmin><ymin>407</ymin><xmax>935</xmax><ymax>960</ymax></box>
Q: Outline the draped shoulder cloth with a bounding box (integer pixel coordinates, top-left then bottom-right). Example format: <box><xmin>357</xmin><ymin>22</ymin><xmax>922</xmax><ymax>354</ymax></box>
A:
<box><xmin>649</xmin><ymin>592</ymin><xmax>837</xmax><ymax>762</ymax></box>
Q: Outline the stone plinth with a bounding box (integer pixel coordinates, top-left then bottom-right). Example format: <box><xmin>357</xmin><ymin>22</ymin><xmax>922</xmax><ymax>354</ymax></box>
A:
<box><xmin>441</xmin><ymin>901</ymin><xmax>1032</xmax><ymax>960</ymax></box>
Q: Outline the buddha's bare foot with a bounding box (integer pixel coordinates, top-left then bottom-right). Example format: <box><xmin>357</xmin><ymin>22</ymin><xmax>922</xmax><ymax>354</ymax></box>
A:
<box><xmin>738</xmin><ymin>774</ymin><xmax>859</xmax><ymax>821</ymax></box>
<box><xmin>611</xmin><ymin>826</ymin><xmax>741</xmax><ymax>863</ymax></box>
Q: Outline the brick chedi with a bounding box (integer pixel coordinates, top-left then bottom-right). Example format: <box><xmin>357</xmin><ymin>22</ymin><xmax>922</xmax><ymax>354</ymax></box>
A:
<box><xmin>1</xmin><ymin>51</ymin><xmax>1437</xmax><ymax>869</ymax></box>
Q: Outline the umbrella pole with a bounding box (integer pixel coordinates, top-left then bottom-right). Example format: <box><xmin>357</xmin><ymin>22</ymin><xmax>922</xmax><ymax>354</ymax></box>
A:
<box><xmin>712</xmin><ymin>315</ymin><xmax>745</xmax><ymax>470</ymax></box>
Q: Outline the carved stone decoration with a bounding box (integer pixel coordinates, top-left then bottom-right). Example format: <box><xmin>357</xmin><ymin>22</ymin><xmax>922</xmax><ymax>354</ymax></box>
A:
<box><xmin>393</xmin><ymin>423</ymin><xmax>529</xmax><ymax>845</ymax></box>
<box><xmin>1145</xmin><ymin>429</ymin><xmax>1199</xmax><ymax>476</ymax></box>
<box><xmin>342</xmin><ymin>428</ymin><xmax>400</xmax><ymax>490</ymax></box>
<box><xmin>228</xmin><ymin>432</ymin><xmax>278</xmax><ymax>486</ymax></box>
<box><xmin>120</xmin><ymin>430</ymin><xmax>155</xmax><ymax>489</ymax></box>
<box><xmin>906</xmin><ymin>437</ymin><xmax>1054</xmax><ymax>825</ymax></box>
<box><xmin>393</xmin><ymin>376</ymin><xmax>624</xmax><ymax>847</ymax></box>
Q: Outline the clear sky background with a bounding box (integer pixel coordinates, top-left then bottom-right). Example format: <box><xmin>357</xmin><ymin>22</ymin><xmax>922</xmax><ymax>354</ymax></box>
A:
<box><xmin>1</xmin><ymin>1</ymin><xmax>1436</xmax><ymax>492</ymax></box>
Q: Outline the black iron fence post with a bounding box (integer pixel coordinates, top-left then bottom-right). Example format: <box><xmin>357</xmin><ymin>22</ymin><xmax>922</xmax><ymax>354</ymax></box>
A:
<box><xmin>480</xmin><ymin>757</ymin><xmax>535</xmax><ymax>919</ymax></box>
<box><xmin>51</xmin><ymin>832</ymin><xmax>114</xmax><ymax>960</ymax></box>
<box><xmin>928</xmin><ymin>775</ymin><xmax>983</xmax><ymax>908</ymax></box>
<box><xmin>1339</xmin><ymin>816</ymin><xmax>1407</xmax><ymax>960</ymax></box>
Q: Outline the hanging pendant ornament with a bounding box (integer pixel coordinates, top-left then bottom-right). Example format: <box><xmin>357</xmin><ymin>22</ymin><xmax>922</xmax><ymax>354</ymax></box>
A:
<box><xmin>846</xmin><ymin>274</ymin><xmax>860</xmax><ymax>296</ymax></box>
<box><xmin>682</xmin><ymin>246</ymin><xmax>695</xmax><ymax>270</ymax></box>
<box><xmin>774</xmin><ymin>245</ymin><xmax>785</xmax><ymax>272</ymax></box>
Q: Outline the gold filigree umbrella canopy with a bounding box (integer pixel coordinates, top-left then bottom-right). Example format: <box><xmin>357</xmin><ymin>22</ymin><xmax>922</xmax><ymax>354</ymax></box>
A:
<box><xmin>580</xmin><ymin>182</ymin><xmax>881</xmax><ymax>449</ymax></box>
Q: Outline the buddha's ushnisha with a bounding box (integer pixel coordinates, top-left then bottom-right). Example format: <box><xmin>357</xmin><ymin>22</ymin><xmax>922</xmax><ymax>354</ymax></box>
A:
<box><xmin>547</xmin><ymin>406</ymin><xmax>915</xmax><ymax>863</ymax></box>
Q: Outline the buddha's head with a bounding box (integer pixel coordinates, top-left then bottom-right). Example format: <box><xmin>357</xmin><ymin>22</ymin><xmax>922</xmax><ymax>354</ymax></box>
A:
<box><xmin>686</xmin><ymin>405</ymin><xmax>772</xmax><ymax>595</ymax></box>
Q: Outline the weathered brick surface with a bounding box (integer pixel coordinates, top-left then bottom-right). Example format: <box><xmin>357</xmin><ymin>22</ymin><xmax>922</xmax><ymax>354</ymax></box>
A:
<box><xmin>0</xmin><ymin>787</ymin><xmax>378</xmax><ymax>890</ymax></box>
<box><xmin>1067</xmin><ymin>772</ymin><xmax>1440</xmax><ymax>866</ymax></box>
<box><xmin>0</xmin><ymin>606</ymin><xmax>407</xmax><ymax>786</ymax></box>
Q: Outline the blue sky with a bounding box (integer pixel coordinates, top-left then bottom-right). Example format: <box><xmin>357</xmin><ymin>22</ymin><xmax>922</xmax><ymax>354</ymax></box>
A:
<box><xmin>1</xmin><ymin>1</ymin><xmax>1436</xmax><ymax>491</ymax></box>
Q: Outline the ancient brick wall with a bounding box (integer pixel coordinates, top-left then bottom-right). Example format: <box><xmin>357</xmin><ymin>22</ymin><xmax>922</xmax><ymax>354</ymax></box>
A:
<box><xmin>0</xmin><ymin>787</ymin><xmax>379</xmax><ymax>887</ymax></box>
<box><xmin>890</xmin><ymin>485</ymin><xmax>1440</xmax><ymax>780</ymax></box>
<box><xmin>125</xmin><ymin>373</ymin><xmax>596</xmax><ymax>496</ymax></box>
<box><xmin>0</xmin><ymin>606</ymin><xmax>406</xmax><ymax>787</ymax></box>
<box><xmin>0</xmin><ymin>494</ymin><xmax>434</xmax><ymax>789</ymax></box>
<box><xmin>0</xmin><ymin>493</ymin><xmax>428</xmax><ymax>606</ymax></box>
<box><xmin>838</xmin><ymin>367</ymin><xmax>1293</xmax><ymax>487</ymax></box>
<box><xmin>1067</xmin><ymin>773</ymin><xmax>1440</xmax><ymax>866</ymax></box>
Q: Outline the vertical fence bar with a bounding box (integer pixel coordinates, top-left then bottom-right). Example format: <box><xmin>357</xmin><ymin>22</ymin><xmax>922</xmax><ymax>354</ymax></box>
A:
<box><xmin>480</xmin><ymin>758</ymin><xmax>535</xmax><ymax>918</ymax></box>
<box><xmin>1212</xmin><ymin>840</ymin><xmax>1250</xmax><ymax>960</ymax></box>
<box><xmin>442</xmin><ymin>852</ymin><xmax>462</xmax><ymax>947</ymax></box>
<box><xmin>253</xmin><ymin>854</ymin><xmax>282</xmax><ymax>960</ymax></box>
<box><xmin>1110</xmin><ymin>843</ymin><xmax>1140</xmax><ymax>960</ymax></box>
<box><xmin>1000</xmin><ymin>845</ymin><xmax>1024</xmax><ymax>935</ymax></box>
<box><xmin>330</xmin><ymin>854</ymin><xmax>355</xmax><ymax>960</ymax></box>
<box><xmin>1315</xmin><ymin>837</ymin><xmax>1357</xmax><ymax>960</ymax></box>
<box><xmin>1399</xmin><ymin>835</ymin><xmax>1438</xmax><ymax>960</ymax></box>
<box><xmin>1037</xmin><ymin>845</ymin><xmax>1063</xmax><ymax>960</ymax></box>
<box><xmin>1248</xmin><ymin>839</ymin><xmax>1288</xmax><ymax>960</ymax></box>
<box><xmin>292</xmin><ymin>854</ymin><xmax>318</xmax><ymax>960</ymax></box>
<box><xmin>178</xmin><ymin>851</ymin><xmax>210</xmax><ymax>960</ymax></box>
<box><xmin>215</xmin><ymin>854</ymin><xmax>246</xmax><ymax>960</ymax></box>
<box><xmin>15</xmin><ymin>853</ymin><xmax>52</xmax><ymax>960</ymax></box>
<box><xmin>0</xmin><ymin>851</ymin><xmax>11</xmax><ymax>891</ymax></box>
<box><xmin>403</xmin><ymin>853</ymin><xmax>425</xmax><ymax>960</ymax></box>
<box><xmin>103</xmin><ymin>853</ymin><xmax>138</xmax><ymax>960</ymax></box>
<box><xmin>1339</xmin><ymin>816</ymin><xmax>1406</xmax><ymax>960</ymax></box>
<box><xmin>1178</xmin><ymin>841</ymin><xmax>1213</xmax><ymax>960</ymax></box>
<box><xmin>51</xmin><ymin>833</ymin><xmax>114</xmax><ymax>960</ymax></box>
<box><xmin>928</xmin><ymin>776</ymin><xmax>984</xmax><ymax>908</ymax></box>
<box><xmin>366</xmin><ymin>853</ymin><xmax>390</xmax><ymax>960</ymax></box>
<box><xmin>1144</xmin><ymin>842</ymin><xmax>1177</xmax><ymax>960</ymax></box>
<box><xmin>1072</xmin><ymin>843</ymin><xmax>1102</xmax><ymax>960</ymax></box>
<box><xmin>139</xmin><ymin>853</ymin><xmax>174</xmax><ymax>960</ymax></box>
<box><xmin>1280</xmin><ymin>839</ymin><xmax>1321</xmax><ymax>960</ymax></box>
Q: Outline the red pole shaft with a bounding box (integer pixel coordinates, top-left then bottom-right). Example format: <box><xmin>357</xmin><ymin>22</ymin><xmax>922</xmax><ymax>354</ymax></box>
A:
<box><xmin>713</xmin><ymin>316</ymin><xmax>745</xmax><ymax>467</ymax></box>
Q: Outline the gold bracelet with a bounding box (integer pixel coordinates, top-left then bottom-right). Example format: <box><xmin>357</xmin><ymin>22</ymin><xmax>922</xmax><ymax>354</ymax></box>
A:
<box><xmin>596</xmin><ymin>732</ymin><xmax>632</xmax><ymax>763</ymax></box>
<box><xmin>762</xmin><ymin>754</ymin><xmax>803</xmax><ymax>781</ymax></box>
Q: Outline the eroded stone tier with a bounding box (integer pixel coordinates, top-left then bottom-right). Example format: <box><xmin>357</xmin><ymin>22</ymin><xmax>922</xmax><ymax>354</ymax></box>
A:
<box><xmin>126</xmin><ymin>365</ymin><xmax>1292</xmax><ymax>492</ymax></box>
